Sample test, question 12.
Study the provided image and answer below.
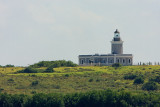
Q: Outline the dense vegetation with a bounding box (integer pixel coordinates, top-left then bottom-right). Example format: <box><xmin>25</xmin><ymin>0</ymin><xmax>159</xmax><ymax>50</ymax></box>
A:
<box><xmin>0</xmin><ymin>65</ymin><xmax>160</xmax><ymax>106</ymax></box>
<box><xmin>0</xmin><ymin>64</ymin><xmax>15</xmax><ymax>67</ymax></box>
<box><xmin>18</xmin><ymin>60</ymin><xmax>78</xmax><ymax>73</ymax></box>
<box><xmin>18</xmin><ymin>67</ymin><xmax>44</xmax><ymax>73</ymax></box>
<box><xmin>0</xmin><ymin>89</ymin><xmax>159</xmax><ymax>107</ymax></box>
<box><xmin>29</xmin><ymin>60</ymin><xmax>77</xmax><ymax>68</ymax></box>
<box><xmin>0</xmin><ymin>65</ymin><xmax>159</xmax><ymax>94</ymax></box>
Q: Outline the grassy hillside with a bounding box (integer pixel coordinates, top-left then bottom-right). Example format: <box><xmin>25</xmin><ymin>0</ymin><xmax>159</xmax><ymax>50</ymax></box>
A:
<box><xmin>0</xmin><ymin>65</ymin><xmax>160</xmax><ymax>94</ymax></box>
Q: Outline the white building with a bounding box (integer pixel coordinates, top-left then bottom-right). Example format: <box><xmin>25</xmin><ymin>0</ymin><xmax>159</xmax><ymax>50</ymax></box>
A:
<box><xmin>79</xmin><ymin>29</ymin><xmax>133</xmax><ymax>66</ymax></box>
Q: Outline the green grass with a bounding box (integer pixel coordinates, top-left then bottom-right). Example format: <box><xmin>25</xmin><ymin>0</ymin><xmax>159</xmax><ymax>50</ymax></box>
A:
<box><xmin>0</xmin><ymin>67</ymin><xmax>24</xmax><ymax>74</ymax></box>
<box><xmin>0</xmin><ymin>66</ymin><xmax>160</xmax><ymax>95</ymax></box>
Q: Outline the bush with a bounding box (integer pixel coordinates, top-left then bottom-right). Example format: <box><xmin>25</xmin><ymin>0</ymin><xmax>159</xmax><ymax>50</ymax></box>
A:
<box><xmin>0</xmin><ymin>88</ymin><xmax>4</xmax><ymax>93</ymax></box>
<box><xmin>52</xmin><ymin>85</ymin><xmax>61</xmax><ymax>89</ymax></box>
<box><xmin>8</xmin><ymin>79</ymin><xmax>14</xmax><ymax>82</ymax></box>
<box><xmin>30</xmin><ymin>60</ymin><xmax>77</xmax><ymax>68</ymax></box>
<box><xmin>44</xmin><ymin>66</ymin><xmax>54</xmax><ymax>73</ymax></box>
<box><xmin>65</xmin><ymin>74</ymin><xmax>69</xmax><ymax>77</ymax></box>
<box><xmin>0</xmin><ymin>90</ymin><xmax>159</xmax><ymax>106</ymax></box>
<box><xmin>124</xmin><ymin>74</ymin><xmax>137</xmax><ymax>80</ymax></box>
<box><xmin>18</xmin><ymin>60</ymin><xmax>77</xmax><ymax>73</ymax></box>
<box><xmin>149</xmin><ymin>76</ymin><xmax>160</xmax><ymax>83</ymax></box>
<box><xmin>31</xmin><ymin>91</ymin><xmax>37</xmax><ymax>94</ymax></box>
<box><xmin>28</xmin><ymin>93</ymin><xmax>64</xmax><ymax>107</ymax></box>
<box><xmin>134</xmin><ymin>77</ymin><xmax>144</xmax><ymax>84</ymax></box>
<box><xmin>112</xmin><ymin>63</ymin><xmax>122</xmax><ymax>68</ymax></box>
<box><xmin>142</xmin><ymin>81</ymin><xmax>158</xmax><ymax>91</ymax></box>
<box><xmin>89</xmin><ymin>78</ymin><xmax>93</xmax><ymax>82</ymax></box>
<box><xmin>31</xmin><ymin>81</ymin><xmax>39</xmax><ymax>86</ymax></box>
<box><xmin>18</xmin><ymin>67</ymin><xmax>44</xmax><ymax>73</ymax></box>
<box><xmin>96</xmin><ymin>79</ymin><xmax>100</xmax><ymax>82</ymax></box>
<box><xmin>0</xmin><ymin>88</ymin><xmax>4</xmax><ymax>91</ymax></box>
<box><xmin>5</xmin><ymin>64</ymin><xmax>14</xmax><ymax>67</ymax></box>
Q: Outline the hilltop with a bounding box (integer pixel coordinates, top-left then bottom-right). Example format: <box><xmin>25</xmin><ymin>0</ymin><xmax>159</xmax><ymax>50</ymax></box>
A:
<box><xmin>0</xmin><ymin>65</ymin><xmax>159</xmax><ymax>94</ymax></box>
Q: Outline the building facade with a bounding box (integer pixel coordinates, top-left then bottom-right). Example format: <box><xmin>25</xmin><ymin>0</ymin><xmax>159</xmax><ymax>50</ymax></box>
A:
<box><xmin>79</xmin><ymin>29</ymin><xmax>133</xmax><ymax>66</ymax></box>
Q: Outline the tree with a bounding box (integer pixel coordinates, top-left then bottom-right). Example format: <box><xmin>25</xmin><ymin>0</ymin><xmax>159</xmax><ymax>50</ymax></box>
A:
<box><xmin>22</xmin><ymin>67</ymin><xmax>38</xmax><ymax>73</ymax></box>
<box><xmin>142</xmin><ymin>63</ymin><xmax>146</xmax><ymax>65</ymax></box>
<box><xmin>5</xmin><ymin>64</ymin><xmax>14</xmax><ymax>67</ymax></box>
<box><xmin>29</xmin><ymin>60</ymin><xmax>77</xmax><ymax>68</ymax></box>
<box><xmin>142</xmin><ymin>81</ymin><xmax>158</xmax><ymax>91</ymax></box>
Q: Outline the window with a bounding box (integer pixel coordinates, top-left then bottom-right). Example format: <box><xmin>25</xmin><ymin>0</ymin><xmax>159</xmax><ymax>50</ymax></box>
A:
<box><xmin>89</xmin><ymin>60</ymin><xmax>93</xmax><ymax>64</ymax></box>
<box><xmin>129</xmin><ymin>59</ymin><xmax>131</xmax><ymax>64</ymax></box>
<box><xmin>117</xmin><ymin>59</ymin><xmax>120</xmax><ymax>63</ymax></box>
<box><xmin>95</xmin><ymin>59</ymin><xmax>98</xmax><ymax>63</ymax></box>
<box><xmin>108</xmin><ymin>59</ymin><xmax>113</xmax><ymax>63</ymax></box>
<box><xmin>123</xmin><ymin>59</ymin><xmax>125</xmax><ymax>63</ymax></box>
<box><xmin>81</xmin><ymin>60</ymin><xmax>84</xmax><ymax>64</ymax></box>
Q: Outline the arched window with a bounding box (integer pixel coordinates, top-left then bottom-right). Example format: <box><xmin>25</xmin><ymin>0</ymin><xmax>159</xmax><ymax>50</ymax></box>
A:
<box><xmin>81</xmin><ymin>60</ymin><xmax>84</xmax><ymax>64</ymax></box>
<box><xmin>117</xmin><ymin>59</ymin><xmax>120</xmax><ymax>63</ymax></box>
<box><xmin>123</xmin><ymin>59</ymin><xmax>125</xmax><ymax>63</ymax></box>
<box><xmin>129</xmin><ymin>59</ymin><xmax>131</xmax><ymax>64</ymax></box>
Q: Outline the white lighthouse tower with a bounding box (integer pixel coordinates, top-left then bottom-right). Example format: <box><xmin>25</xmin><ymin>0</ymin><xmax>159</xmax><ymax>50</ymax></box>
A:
<box><xmin>111</xmin><ymin>29</ymin><xmax>123</xmax><ymax>54</ymax></box>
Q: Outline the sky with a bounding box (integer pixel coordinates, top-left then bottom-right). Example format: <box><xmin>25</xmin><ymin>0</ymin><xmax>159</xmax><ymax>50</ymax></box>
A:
<box><xmin>0</xmin><ymin>0</ymin><xmax>160</xmax><ymax>66</ymax></box>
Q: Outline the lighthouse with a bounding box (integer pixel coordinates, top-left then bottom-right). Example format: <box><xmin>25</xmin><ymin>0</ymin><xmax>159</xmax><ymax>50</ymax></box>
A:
<box><xmin>111</xmin><ymin>29</ymin><xmax>123</xmax><ymax>54</ymax></box>
<box><xmin>79</xmin><ymin>29</ymin><xmax>133</xmax><ymax>66</ymax></box>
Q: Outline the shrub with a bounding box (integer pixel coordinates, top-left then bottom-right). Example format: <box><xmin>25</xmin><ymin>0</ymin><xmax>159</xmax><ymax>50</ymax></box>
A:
<box><xmin>52</xmin><ymin>85</ymin><xmax>61</xmax><ymax>89</ymax></box>
<box><xmin>124</xmin><ymin>74</ymin><xmax>137</xmax><ymax>80</ymax></box>
<box><xmin>134</xmin><ymin>77</ymin><xmax>144</xmax><ymax>84</ymax></box>
<box><xmin>89</xmin><ymin>78</ymin><xmax>93</xmax><ymax>82</ymax></box>
<box><xmin>8</xmin><ymin>79</ymin><xmax>14</xmax><ymax>82</ymax></box>
<box><xmin>0</xmin><ymin>88</ymin><xmax>4</xmax><ymax>93</ymax></box>
<box><xmin>112</xmin><ymin>63</ymin><xmax>122</xmax><ymax>68</ymax></box>
<box><xmin>0</xmin><ymin>88</ymin><xmax>4</xmax><ymax>91</ymax></box>
<box><xmin>96</xmin><ymin>79</ymin><xmax>100</xmax><ymax>82</ymax></box>
<box><xmin>31</xmin><ymin>81</ymin><xmax>39</xmax><ymax>86</ymax></box>
<box><xmin>0</xmin><ymin>90</ymin><xmax>159</xmax><ymax>106</ymax></box>
<box><xmin>31</xmin><ymin>91</ymin><xmax>37</xmax><ymax>94</ymax></box>
<box><xmin>18</xmin><ymin>67</ymin><xmax>44</xmax><ymax>73</ymax></box>
<box><xmin>65</xmin><ymin>74</ymin><xmax>69</xmax><ymax>77</ymax></box>
<box><xmin>142</xmin><ymin>81</ymin><xmax>158</xmax><ymax>91</ymax></box>
<box><xmin>31</xmin><ymin>74</ymin><xmax>36</xmax><ymax>77</ymax></box>
<box><xmin>44</xmin><ymin>66</ymin><xmax>54</xmax><ymax>73</ymax></box>
<box><xmin>29</xmin><ymin>93</ymin><xmax>64</xmax><ymax>107</ymax></box>
<box><xmin>154</xmin><ymin>76</ymin><xmax>160</xmax><ymax>83</ymax></box>
<box><xmin>149</xmin><ymin>76</ymin><xmax>160</xmax><ymax>83</ymax></box>
<box><xmin>29</xmin><ymin>60</ymin><xmax>77</xmax><ymax>68</ymax></box>
<box><xmin>5</xmin><ymin>64</ymin><xmax>14</xmax><ymax>67</ymax></box>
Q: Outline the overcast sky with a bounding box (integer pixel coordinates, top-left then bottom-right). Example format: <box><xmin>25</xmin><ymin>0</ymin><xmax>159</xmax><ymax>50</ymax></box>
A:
<box><xmin>0</xmin><ymin>0</ymin><xmax>160</xmax><ymax>66</ymax></box>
